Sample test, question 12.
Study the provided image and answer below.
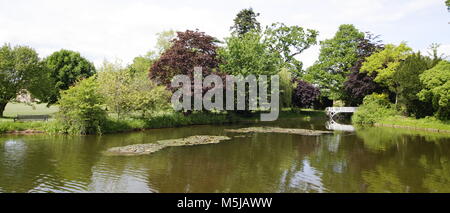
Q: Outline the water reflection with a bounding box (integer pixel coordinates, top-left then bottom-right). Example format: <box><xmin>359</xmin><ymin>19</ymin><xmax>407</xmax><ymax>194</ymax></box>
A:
<box><xmin>0</xmin><ymin>119</ymin><xmax>449</xmax><ymax>193</ymax></box>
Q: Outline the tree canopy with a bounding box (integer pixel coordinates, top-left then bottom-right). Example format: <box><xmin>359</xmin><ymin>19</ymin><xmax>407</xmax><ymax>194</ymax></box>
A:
<box><xmin>305</xmin><ymin>24</ymin><xmax>365</xmax><ymax>100</ymax></box>
<box><xmin>360</xmin><ymin>42</ymin><xmax>413</xmax><ymax>103</ymax></box>
<box><xmin>343</xmin><ymin>33</ymin><xmax>385</xmax><ymax>106</ymax></box>
<box><xmin>218</xmin><ymin>31</ymin><xmax>281</xmax><ymax>76</ymax></box>
<box><xmin>0</xmin><ymin>44</ymin><xmax>46</xmax><ymax>117</ymax></box>
<box><xmin>418</xmin><ymin>60</ymin><xmax>450</xmax><ymax>120</ymax></box>
<box><xmin>395</xmin><ymin>53</ymin><xmax>435</xmax><ymax>118</ymax></box>
<box><xmin>43</xmin><ymin>49</ymin><xmax>96</xmax><ymax>104</ymax></box>
<box><xmin>231</xmin><ymin>8</ymin><xmax>261</xmax><ymax>35</ymax></box>
<box><xmin>264</xmin><ymin>23</ymin><xmax>318</xmax><ymax>75</ymax></box>
<box><xmin>150</xmin><ymin>30</ymin><xmax>220</xmax><ymax>86</ymax></box>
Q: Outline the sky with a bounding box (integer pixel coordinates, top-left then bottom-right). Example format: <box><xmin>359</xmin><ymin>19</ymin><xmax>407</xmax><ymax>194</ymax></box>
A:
<box><xmin>1</xmin><ymin>0</ymin><xmax>449</xmax><ymax>68</ymax></box>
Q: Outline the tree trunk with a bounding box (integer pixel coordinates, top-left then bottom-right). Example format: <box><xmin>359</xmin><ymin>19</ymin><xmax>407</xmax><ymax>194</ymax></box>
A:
<box><xmin>0</xmin><ymin>102</ymin><xmax>7</xmax><ymax>118</ymax></box>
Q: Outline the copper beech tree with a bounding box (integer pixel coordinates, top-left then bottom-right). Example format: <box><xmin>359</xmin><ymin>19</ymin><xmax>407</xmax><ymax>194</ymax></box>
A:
<box><xmin>149</xmin><ymin>30</ymin><xmax>221</xmax><ymax>87</ymax></box>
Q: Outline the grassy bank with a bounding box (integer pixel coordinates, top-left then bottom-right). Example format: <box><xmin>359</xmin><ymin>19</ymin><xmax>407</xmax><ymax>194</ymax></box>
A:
<box><xmin>375</xmin><ymin>116</ymin><xmax>450</xmax><ymax>133</ymax></box>
<box><xmin>1</xmin><ymin>108</ymin><xmax>323</xmax><ymax>134</ymax></box>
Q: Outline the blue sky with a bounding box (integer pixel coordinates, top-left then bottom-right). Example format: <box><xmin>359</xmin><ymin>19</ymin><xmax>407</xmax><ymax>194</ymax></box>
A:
<box><xmin>0</xmin><ymin>0</ymin><xmax>449</xmax><ymax>68</ymax></box>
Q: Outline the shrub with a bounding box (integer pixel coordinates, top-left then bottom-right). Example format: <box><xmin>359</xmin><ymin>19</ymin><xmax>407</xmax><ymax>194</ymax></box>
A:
<box><xmin>279</xmin><ymin>68</ymin><xmax>293</xmax><ymax>108</ymax></box>
<box><xmin>57</xmin><ymin>77</ymin><xmax>107</xmax><ymax>135</ymax></box>
<box><xmin>352</xmin><ymin>93</ymin><xmax>397</xmax><ymax>124</ymax></box>
<box><xmin>418</xmin><ymin>61</ymin><xmax>450</xmax><ymax>120</ymax></box>
<box><xmin>292</xmin><ymin>80</ymin><xmax>320</xmax><ymax>109</ymax></box>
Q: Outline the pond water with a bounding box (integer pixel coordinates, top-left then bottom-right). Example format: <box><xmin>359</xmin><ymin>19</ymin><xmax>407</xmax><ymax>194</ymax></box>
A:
<box><xmin>1</xmin><ymin>117</ymin><xmax>450</xmax><ymax>193</ymax></box>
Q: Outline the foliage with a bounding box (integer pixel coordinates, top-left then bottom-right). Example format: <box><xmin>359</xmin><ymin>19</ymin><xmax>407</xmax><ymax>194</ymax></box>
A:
<box><xmin>360</xmin><ymin>43</ymin><xmax>413</xmax><ymax>103</ymax></box>
<box><xmin>155</xmin><ymin>30</ymin><xmax>176</xmax><ymax>54</ymax></box>
<box><xmin>127</xmin><ymin>72</ymin><xmax>172</xmax><ymax>117</ymax></box>
<box><xmin>57</xmin><ymin>77</ymin><xmax>107</xmax><ymax>135</ymax></box>
<box><xmin>352</xmin><ymin>93</ymin><xmax>397</xmax><ymax>124</ymax></box>
<box><xmin>0</xmin><ymin>121</ymin><xmax>47</xmax><ymax>134</ymax></box>
<box><xmin>292</xmin><ymin>80</ymin><xmax>320</xmax><ymax>109</ymax></box>
<box><xmin>264</xmin><ymin>23</ymin><xmax>318</xmax><ymax>75</ymax></box>
<box><xmin>97</xmin><ymin>61</ymin><xmax>133</xmax><ymax>118</ymax></box>
<box><xmin>394</xmin><ymin>53</ymin><xmax>435</xmax><ymax>118</ymax></box>
<box><xmin>230</xmin><ymin>8</ymin><xmax>261</xmax><ymax>35</ymax></box>
<box><xmin>278</xmin><ymin>68</ymin><xmax>293</xmax><ymax>108</ymax></box>
<box><xmin>305</xmin><ymin>24</ymin><xmax>365</xmax><ymax>100</ymax></box>
<box><xmin>343</xmin><ymin>33</ymin><xmax>385</xmax><ymax>106</ymax></box>
<box><xmin>218</xmin><ymin>31</ymin><xmax>281</xmax><ymax>76</ymax></box>
<box><xmin>129</xmin><ymin>51</ymin><xmax>157</xmax><ymax>74</ymax></box>
<box><xmin>418</xmin><ymin>61</ymin><xmax>450</xmax><ymax>120</ymax></box>
<box><xmin>42</xmin><ymin>49</ymin><xmax>96</xmax><ymax>104</ymax></box>
<box><xmin>98</xmin><ymin>61</ymin><xmax>171</xmax><ymax>118</ymax></box>
<box><xmin>150</xmin><ymin>30</ymin><xmax>220</xmax><ymax>86</ymax></box>
<box><xmin>0</xmin><ymin>44</ymin><xmax>46</xmax><ymax>117</ymax></box>
<box><xmin>446</xmin><ymin>0</ymin><xmax>450</xmax><ymax>7</ymax></box>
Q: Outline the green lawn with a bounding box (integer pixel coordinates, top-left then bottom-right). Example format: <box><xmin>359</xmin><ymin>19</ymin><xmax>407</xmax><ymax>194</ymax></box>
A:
<box><xmin>377</xmin><ymin>116</ymin><xmax>450</xmax><ymax>132</ymax></box>
<box><xmin>3</xmin><ymin>103</ymin><xmax>59</xmax><ymax>118</ymax></box>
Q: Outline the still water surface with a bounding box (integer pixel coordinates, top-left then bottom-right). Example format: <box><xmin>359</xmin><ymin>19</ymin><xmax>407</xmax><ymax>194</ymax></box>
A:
<box><xmin>1</xmin><ymin>118</ymin><xmax>450</xmax><ymax>193</ymax></box>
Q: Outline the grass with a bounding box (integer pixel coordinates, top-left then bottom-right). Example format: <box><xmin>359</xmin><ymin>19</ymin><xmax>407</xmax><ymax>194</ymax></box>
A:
<box><xmin>377</xmin><ymin>116</ymin><xmax>450</xmax><ymax>132</ymax></box>
<box><xmin>1</xmin><ymin>104</ymin><xmax>319</xmax><ymax>134</ymax></box>
<box><xmin>3</xmin><ymin>103</ymin><xmax>59</xmax><ymax>118</ymax></box>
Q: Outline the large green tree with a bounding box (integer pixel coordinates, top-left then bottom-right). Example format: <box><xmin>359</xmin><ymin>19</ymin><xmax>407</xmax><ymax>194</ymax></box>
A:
<box><xmin>230</xmin><ymin>8</ymin><xmax>261</xmax><ymax>35</ymax></box>
<box><xmin>360</xmin><ymin>43</ymin><xmax>413</xmax><ymax>104</ymax></box>
<box><xmin>394</xmin><ymin>53</ymin><xmax>436</xmax><ymax>118</ymax></box>
<box><xmin>418</xmin><ymin>60</ymin><xmax>450</xmax><ymax>120</ymax></box>
<box><xmin>43</xmin><ymin>49</ymin><xmax>96</xmax><ymax>104</ymax></box>
<box><xmin>0</xmin><ymin>44</ymin><xmax>46</xmax><ymax>117</ymax></box>
<box><xmin>305</xmin><ymin>24</ymin><xmax>365</xmax><ymax>100</ymax></box>
<box><xmin>343</xmin><ymin>33</ymin><xmax>385</xmax><ymax>106</ymax></box>
<box><xmin>218</xmin><ymin>31</ymin><xmax>281</xmax><ymax>76</ymax></box>
<box><xmin>264</xmin><ymin>23</ymin><xmax>319</xmax><ymax>75</ymax></box>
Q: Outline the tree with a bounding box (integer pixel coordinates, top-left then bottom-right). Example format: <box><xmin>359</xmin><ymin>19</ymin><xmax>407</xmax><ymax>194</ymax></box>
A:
<box><xmin>98</xmin><ymin>61</ymin><xmax>171</xmax><ymax>118</ymax></box>
<box><xmin>279</xmin><ymin>68</ymin><xmax>293</xmax><ymax>108</ymax></box>
<box><xmin>292</xmin><ymin>80</ymin><xmax>320</xmax><ymax>109</ymax></box>
<box><xmin>97</xmin><ymin>61</ymin><xmax>133</xmax><ymax>118</ymax></box>
<box><xmin>230</xmin><ymin>8</ymin><xmax>261</xmax><ymax>35</ymax></box>
<box><xmin>446</xmin><ymin>0</ymin><xmax>450</xmax><ymax>7</ymax></box>
<box><xmin>43</xmin><ymin>49</ymin><xmax>96</xmax><ymax>104</ymax></box>
<box><xmin>218</xmin><ymin>31</ymin><xmax>280</xmax><ymax>76</ymax></box>
<box><xmin>129</xmin><ymin>51</ymin><xmax>157</xmax><ymax>75</ymax></box>
<box><xmin>305</xmin><ymin>24</ymin><xmax>365</xmax><ymax>100</ymax></box>
<box><xmin>264</xmin><ymin>23</ymin><xmax>319</xmax><ymax>75</ymax></box>
<box><xmin>395</xmin><ymin>53</ymin><xmax>435</xmax><ymax>118</ymax></box>
<box><xmin>0</xmin><ymin>44</ymin><xmax>45</xmax><ymax>117</ymax></box>
<box><xmin>129</xmin><ymin>30</ymin><xmax>176</xmax><ymax>74</ymax></box>
<box><xmin>150</xmin><ymin>30</ymin><xmax>220</xmax><ymax>86</ymax></box>
<box><xmin>360</xmin><ymin>43</ymin><xmax>412</xmax><ymax>104</ymax></box>
<box><xmin>343</xmin><ymin>33</ymin><xmax>385</xmax><ymax>106</ymax></box>
<box><xmin>418</xmin><ymin>61</ymin><xmax>450</xmax><ymax>120</ymax></box>
<box><xmin>57</xmin><ymin>77</ymin><xmax>107</xmax><ymax>135</ymax></box>
<box><xmin>155</xmin><ymin>30</ymin><xmax>176</xmax><ymax>54</ymax></box>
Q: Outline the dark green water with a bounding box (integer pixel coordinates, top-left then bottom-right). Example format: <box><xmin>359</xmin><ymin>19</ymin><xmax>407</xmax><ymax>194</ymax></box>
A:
<box><xmin>1</xmin><ymin>117</ymin><xmax>450</xmax><ymax>193</ymax></box>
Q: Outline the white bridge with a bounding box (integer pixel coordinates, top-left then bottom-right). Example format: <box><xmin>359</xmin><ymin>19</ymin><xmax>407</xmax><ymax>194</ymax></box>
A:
<box><xmin>325</xmin><ymin>107</ymin><xmax>358</xmax><ymax>119</ymax></box>
<box><xmin>325</xmin><ymin>120</ymin><xmax>355</xmax><ymax>132</ymax></box>
<box><xmin>324</xmin><ymin>107</ymin><xmax>358</xmax><ymax>132</ymax></box>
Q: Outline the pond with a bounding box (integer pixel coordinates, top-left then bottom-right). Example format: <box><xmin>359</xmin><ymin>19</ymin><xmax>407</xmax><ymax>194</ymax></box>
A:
<box><xmin>1</xmin><ymin>117</ymin><xmax>450</xmax><ymax>193</ymax></box>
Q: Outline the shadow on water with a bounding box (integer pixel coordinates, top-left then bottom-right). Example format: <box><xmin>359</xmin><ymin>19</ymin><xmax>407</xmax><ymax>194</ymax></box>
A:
<box><xmin>0</xmin><ymin>117</ymin><xmax>450</xmax><ymax>193</ymax></box>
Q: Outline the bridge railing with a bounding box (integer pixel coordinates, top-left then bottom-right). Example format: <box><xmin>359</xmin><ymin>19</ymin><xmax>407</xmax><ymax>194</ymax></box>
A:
<box><xmin>325</xmin><ymin>107</ymin><xmax>358</xmax><ymax>113</ymax></box>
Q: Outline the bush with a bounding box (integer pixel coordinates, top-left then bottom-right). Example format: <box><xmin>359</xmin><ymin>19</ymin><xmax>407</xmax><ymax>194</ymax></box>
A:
<box><xmin>292</xmin><ymin>80</ymin><xmax>320</xmax><ymax>109</ymax></box>
<box><xmin>57</xmin><ymin>77</ymin><xmax>107</xmax><ymax>135</ymax></box>
<box><xmin>418</xmin><ymin>61</ymin><xmax>450</xmax><ymax>120</ymax></box>
<box><xmin>98</xmin><ymin>61</ymin><xmax>172</xmax><ymax>119</ymax></box>
<box><xmin>279</xmin><ymin>68</ymin><xmax>293</xmax><ymax>108</ymax></box>
<box><xmin>352</xmin><ymin>93</ymin><xmax>397</xmax><ymax>124</ymax></box>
